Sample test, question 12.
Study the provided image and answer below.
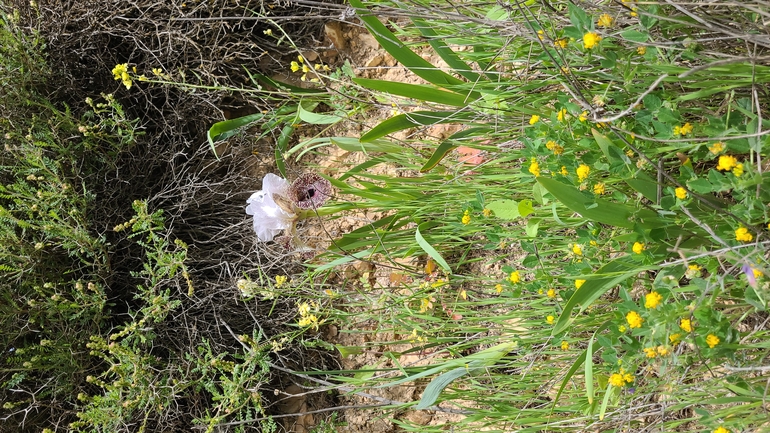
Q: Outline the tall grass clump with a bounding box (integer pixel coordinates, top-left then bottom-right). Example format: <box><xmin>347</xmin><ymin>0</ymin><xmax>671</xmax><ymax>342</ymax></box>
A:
<box><xmin>262</xmin><ymin>1</ymin><xmax>770</xmax><ymax>432</ymax></box>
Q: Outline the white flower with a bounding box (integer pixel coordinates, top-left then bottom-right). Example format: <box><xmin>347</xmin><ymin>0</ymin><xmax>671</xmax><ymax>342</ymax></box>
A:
<box><xmin>246</xmin><ymin>174</ymin><xmax>295</xmax><ymax>242</ymax></box>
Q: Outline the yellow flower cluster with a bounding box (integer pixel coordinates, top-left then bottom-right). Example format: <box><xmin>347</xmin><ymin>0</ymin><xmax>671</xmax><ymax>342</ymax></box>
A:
<box><xmin>509</xmin><ymin>270</ymin><xmax>521</xmax><ymax>284</ymax></box>
<box><xmin>632</xmin><ymin>242</ymin><xmax>646</xmax><ymax>254</ymax></box>
<box><xmin>675</xmin><ymin>187</ymin><xmax>687</xmax><ymax>199</ymax></box>
<box><xmin>546</xmin><ymin>315</ymin><xmax>555</xmax><ymax>324</ymax></box>
<box><xmin>716</xmin><ymin>155</ymin><xmax>738</xmax><ymax>171</ymax></box>
<box><xmin>554</xmin><ymin>38</ymin><xmax>568</xmax><ymax>49</ymax></box>
<box><xmin>685</xmin><ymin>264</ymin><xmax>701</xmax><ymax>279</ymax></box>
<box><xmin>593</xmin><ymin>182</ymin><xmax>606</xmax><ymax>195</ymax></box>
<box><xmin>713</xmin><ymin>427</ymin><xmax>730</xmax><ymax>433</ymax></box>
<box><xmin>679</xmin><ymin>318</ymin><xmax>693</xmax><ymax>333</ymax></box>
<box><xmin>709</xmin><ymin>142</ymin><xmax>724</xmax><ymax>154</ymax></box>
<box><xmin>583</xmin><ymin>32</ymin><xmax>602</xmax><ymax>49</ymax></box>
<box><xmin>571</xmin><ymin>244</ymin><xmax>583</xmax><ymax>256</ymax></box>
<box><xmin>556</xmin><ymin>108</ymin><xmax>567</xmax><ymax>122</ymax></box>
<box><xmin>644</xmin><ymin>291</ymin><xmax>662</xmax><ymax>309</ymax></box>
<box><xmin>673</xmin><ymin>122</ymin><xmax>693</xmax><ymax>135</ymax></box>
<box><xmin>461</xmin><ymin>209</ymin><xmax>471</xmax><ymax>225</ymax></box>
<box><xmin>626</xmin><ymin>311</ymin><xmax>643</xmax><ymax>328</ymax></box>
<box><xmin>597</xmin><ymin>14</ymin><xmax>614</xmax><ymax>28</ymax></box>
<box><xmin>560</xmin><ymin>340</ymin><xmax>569</xmax><ymax>350</ymax></box>
<box><xmin>529</xmin><ymin>158</ymin><xmax>541</xmax><ymax>177</ymax></box>
<box><xmin>575</xmin><ymin>279</ymin><xmax>586</xmax><ymax>289</ymax></box>
<box><xmin>297</xmin><ymin>301</ymin><xmax>320</xmax><ymax>330</ymax></box>
<box><xmin>289</xmin><ymin>55</ymin><xmax>330</xmax><ymax>82</ymax></box>
<box><xmin>275</xmin><ymin>275</ymin><xmax>288</xmax><ymax>288</ymax></box>
<box><xmin>609</xmin><ymin>368</ymin><xmax>634</xmax><ymax>387</ymax></box>
<box><xmin>529</xmin><ymin>114</ymin><xmax>540</xmax><ymax>125</ymax></box>
<box><xmin>637</xmin><ymin>46</ymin><xmax>647</xmax><ymax>55</ymax></box>
<box><xmin>111</xmin><ymin>63</ymin><xmax>133</xmax><ymax>89</ymax></box>
<box><xmin>706</xmin><ymin>334</ymin><xmax>720</xmax><ymax>348</ymax></box>
<box><xmin>576</xmin><ymin>164</ymin><xmax>590</xmax><ymax>181</ymax></box>
<box><xmin>545</xmin><ymin>140</ymin><xmax>563</xmax><ymax>155</ymax></box>
<box><xmin>547</xmin><ymin>288</ymin><xmax>557</xmax><ymax>298</ymax></box>
<box><xmin>735</xmin><ymin>226</ymin><xmax>753</xmax><ymax>242</ymax></box>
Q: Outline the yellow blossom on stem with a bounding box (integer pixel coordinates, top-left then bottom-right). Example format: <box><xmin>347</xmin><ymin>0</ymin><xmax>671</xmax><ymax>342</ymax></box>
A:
<box><xmin>547</xmin><ymin>288</ymin><xmax>556</xmax><ymax>298</ymax></box>
<box><xmin>579</xmin><ymin>111</ymin><xmax>588</xmax><ymax>122</ymax></box>
<box><xmin>560</xmin><ymin>340</ymin><xmax>569</xmax><ymax>350</ymax></box>
<box><xmin>675</xmin><ymin>187</ymin><xmax>687</xmax><ymax>199</ymax></box>
<box><xmin>557</xmin><ymin>108</ymin><xmax>567</xmax><ymax>122</ymax></box>
<box><xmin>644</xmin><ymin>291</ymin><xmax>662</xmax><ymax>309</ymax></box>
<box><xmin>713</xmin><ymin>427</ymin><xmax>730</xmax><ymax>433</ymax></box>
<box><xmin>685</xmin><ymin>264</ymin><xmax>701</xmax><ymax>279</ymax></box>
<box><xmin>597</xmin><ymin>13</ymin><xmax>614</xmax><ymax>28</ymax></box>
<box><xmin>732</xmin><ymin>163</ymin><xmax>744</xmax><ymax>177</ymax></box>
<box><xmin>618</xmin><ymin>325</ymin><xmax>626</xmax><ymax>333</ymax></box>
<box><xmin>509</xmin><ymin>270</ymin><xmax>521</xmax><ymax>284</ymax></box>
<box><xmin>572</xmin><ymin>244</ymin><xmax>583</xmax><ymax>256</ymax></box>
<box><xmin>576</xmin><ymin>164</ymin><xmax>590</xmax><ymax>181</ymax></box>
<box><xmin>554</xmin><ymin>38</ymin><xmax>568</xmax><ymax>49</ymax></box>
<box><xmin>575</xmin><ymin>279</ymin><xmax>586</xmax><ymax>289</ymax></box>
<box><xmin>632</xmin><ymin>242</ymin><xmax>646</xmax><ymax>254</ymax></box>
<box><xmin>583</xmin><ymin>32</ymin><xmax>601</xmax><ymax>49</ymax></box>
<box><xmin>275</xmin><ymin>275</ymin><xmax>288</xmax><ymax>288</ymax></box>
<box><xmin>643</xmin><ymin>347</ymin><xmax>656</xmax><ymax>358</ymax></box>
<box><xmin>529</xmin><ymin>158</ymin><xmax>541</xmax><ymax>177</ymax></box>
<box><xmin>626</xmin><ymin>311</ymin><xmax>643</xmax><ymax>328</ymax></box>
<box><xmin>673</xmin><ymin>122</ymin><xmax>693</xmax><ymax>136</ymax></box>
<box><xmin>546</xmin><ymin>315</ymin><xmax>555</xmax><ymax>325</ymax></box>
<box><xmin>716</xmin><ymin>155</ymin><xmax>738</xmax><ymax>171</ymax></box>
<box><xmin>290</xmin><ymin>61</ymin><xmax>300</xmax><ymax>72</ymax></box>
<box><xmin>637</xmin><ymin>46</ymin><xmax>647</xmax><ymax>55</ymax></box>
<box><xmin>735</xmin><ymin>226</ymin><xmax>753</xmax><ymax>242</ymax></box>
<box><xmin>669</xmin><ymin>333</ymin><xmax>681</xmax><ymax>345</ymax></box>
<box><xmin>623</xmin><ymin>373</ymin><xmax>634</xmax><ymax>383</ymax></box>
<box><xmin>461</xmin><ymin>209</ymin><xmax>471</xmax><ymax>225</ymax></box>
<box><xmin>560</xmin><ymin>166</ymin><xmax>568</xmax><ymax>176</ymax></box>
<box><xmin>495</xmin><ymin>283</ymin><xmax>503</xmax><ymax>294</ymax></box>
<box><xmin>709</xmin><ymin>142</ymin><xmax>724</xmax><ymax>154</ymax></box>
<box><xmin>529</xmin><ymin>114</ymin><xmax>540</xmax><ymax>125</ymax></box>
<box><xmin>680</xmin><ymin>318</ymin><xmax>693</xmax><ymax>333</ymax></box>
<box><xmin>593</xmin><ymin>182</ymin><xmax>606</xmax><ymax>195</ymax></box>
<box><xmin>609</xmin><ymin>373</ymin><xmax>625</xmax><ymax>387</ymax></box>
<box><xmin>656</xmin><ymin>345</ymin><xmax>669</xmax><ymax>356</ymax></box>
<box><xmin>482</xmin><ymin>208</ymin><xmax>492</xmax><ymax>217</ymax></box>
<box><xmin>706</xmin><ymin>334</ymin><xmax>720</xmax><ymax>348</ymax></box>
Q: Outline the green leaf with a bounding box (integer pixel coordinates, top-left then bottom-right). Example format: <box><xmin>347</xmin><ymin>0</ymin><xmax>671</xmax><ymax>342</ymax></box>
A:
<box><xmin>486</xmin><ymin>200</ymin><xmax>520</xmax><ymax>220</ymax></box>
<box><xmin>538</xmin><ymin>177</ymin><xmax>665</xmax><ymax>230</ymax></box>
<box><xmin>416</xmin><ymin>224</ymin><xmax>451</xmax><ymax>273</ymax></box>
<box><xmin>354</xmin><ymin>78</ymin><xmax>473</xmax><ymax>106</ymax></box>
<box><xmin>415</xmin><ymin>367</ymin><xmax>468</xmax><ymax>410</ymax></box>
<box><xmin>620</xmin><ymin>29</ymin><xmax>648</xmax><ymax>43</ymax></box>
<box><xmin>518</xmin><ymin>199</ymin><xmax>534</xmax><ymax>218</ymax></box>
<box><xmin>349</xmin><ymin>0</ymin><xmax>470</xmax><ymax>90</ymax></box>
<box><xmin>297</xmin><ymin>104</ymin><xmax>344</xmax><ymax>125</ymax></box>
<box><xmin>525</xmin><ymin>218</ymin><xmax>540</xmax><ymax>237</ymax></box>
<box><xmin>625</xmin><ymin>171</ymin><xmax>659</xmax><ymax>202</ymax></box>
<box><xmin>585</xmin><ymin>335</ymin><xmax>594</xmax><ymax>404</ymax></box>
<box><xmin>551</xmin><ymin>321</ymin><xmax>611</xmax><ymax>411</ymax></box>
<box><xmin>412</xmin><ymin>18</ymin><xmax>484</xmax><ymax>83</ymax></box>
<box><xmin>361</xmin><ymin>111</ymin><xmax>472</xmax><ymax>142</ymax></box>
<box><xmin>330</xmin><ymin>137</ymin><xmax>404</xmax><ymax>154</ymax></box>
<box><xmin>207</xmin><ymin>112</ymin><xmax>264</xmax><ymax>155</ymax></box>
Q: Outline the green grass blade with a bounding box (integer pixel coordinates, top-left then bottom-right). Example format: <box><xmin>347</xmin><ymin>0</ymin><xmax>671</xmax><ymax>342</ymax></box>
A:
<box><xmin>361</xmin><ymin>111</ymin><xmax>473</xmax><ymax>142</ymax></box>
<box><xmin>415</xmin><ymin>367</ymin><xmax>469</xmax><ymax>410</ymax></box>
<box><xmin>416</xmin><ymin>224</ymin><xmax>451</xmax><ymax>273</ymax></box>
<box><xmin>411</xmin><ymin>17</ymin><xmax>484</xmax><ymax>83</ymax></box>
<box><xmin>207</xmin><ymin>112</ymin><xmax>264</xmax><ymax>155</ymax></box>
<box><xmin>353</xmin><ymin>78</ymin><xmax>473</xmax><ymax>106</ymax></box>
<box><xmin>551</xmin><ymin>321</ymin><xmax>610</xmax><ymax>411</ymax></box>
<box><xmin>348</xmin><ymin>0</ymin><xmax>468</xmax><ymax>89</ymax></box>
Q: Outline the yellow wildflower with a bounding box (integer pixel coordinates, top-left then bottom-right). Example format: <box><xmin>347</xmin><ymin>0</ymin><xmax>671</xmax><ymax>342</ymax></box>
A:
<box><xmin>597</xmin><ymin>14</ymin><xmax>614</xmax><ymax>28</ymax></box>
<box><xmin>583</xmin><ymin>32</ymin><xmax>602</xmax><ymax>49</ymax></box>
<box><xmin>632</xmin><ymin>242</ymin><xmax>646</xmax><ymax>254</ymax></box>
<box><xmin>644</xmin><ymin>291</ymin><xmax>662</xmax><ymax>309</ymax></box>
<box><xmin>709</xmin><ymin>142</ymin><xmax>724</xmax><ymax>154</ymax></box>
<box><xmin>547</xmin><ymin>288</ymin><xmax>556</xmax><ymax>298</ymax></box>
<box><xmin>675</xmin><ymin>187</ymin><xmax>687</xmax><ymax>199</ymax></box>
<box><xmin>461</xmin><ymin>209</ymin><xmax>471</xmax><ymax>225</ymax></box>
<box><xmin>618</xmin><ymin>325</ymin><xmax>626</xmax><ymax>333</ymax></box>
<box><xmin>151</xmin><ymin>67</ymin><xmax>164</xmax><ymax>76</ymax></box>
<box><xmin>529</xmin><ymin>158</ymin><xmax>541</xmax><ymax>177</ymax></box>
<box><xmin>576</xmin><ymin>164</ymin><xmax>590</xmax><ymax>181</ymax></box>
<box><xmin>643</xmin><ymin>347</ymin><xmax>656</xmax><ymax>358</ymax></box>
<box><xmin>579</xmin><ymin>111</ymin><xmax>588</xmax><ymax>122</ymax></box>
<box><xmin>509</xmin><ymin>270</ymin><xmax>521</xmax><ymax>284</ymax></box>
<box><xmin>572</xmin><ymin>244</ymin><xmax>583</xmax><ymax>256</ymax></box>
<box><xmin>537</xmin><ymin>29</ymin><xmax>544</xmax><ymax>40</ymax></box>
<box><xmin>111</xmin><ymin>63</ymin><xmax>132</xmax><ymax>89</ymax></box>
<box><xmin>554</xmin><ymin>38</ymin><xmax>568</xmax><ymax>49</ymax></box>
<box><xmin>669</xmin><ymin>334</ymin><xmax>681</xmax><ymax>346</ymax></box>
<box><xmin>557</xmin><ymin>108</ymin><xmax>567</xmax><ymax>122</ymax></box>
<box><xmin>482</xmin><ymin>208</ymin><xmax>492</xmax><ymax>217</ymax></box>
<box><xmin>706</xmin><ymin>334</ymin><xmax>720</xmax><ymax>348</ymax></box>
<box><xmin>716</xmin><ymin>155</ymin><xmax>738</xmax><ymax>171</ymax></box>
<box><xmin>275</xmin><ymin>275</ymin><xmax>288</xmax><ymax>288</ymax></box>
<box><xmin>298</xmin><ymin>314</ymin><xmax>319</xmax><ymax>330</ymax></box>
<box><xmin>560</xmin><ymin>166</ymin><xmax>568</xmax><ymax>176</ymax></box>
<box><xmin>495</xmin><ymin>283</ymin><xmax>503</xmax><ymax>294</ymax></box>
<box><xmin>656</xmin><ymin>345</ymin><xmax>669</xmax><ymax>356</ymax></box>
<box><xmin>713</xmin><ymin>426</ymin><xmax>730</xmax><ymax>433</ymax></box>
<box><xmin>637</xmin><ymin>46</ymin><xmax>647</xmax><ymax>55</ymax></box>
<box><xmin>529</xmin><ymin>114</ymin><xmax>540</xmax><ymax>125</ymax></box>
<box><xmin>575</xmin><ymin>279</ymin><xmax>586</xmax><ymax>289</ymax></box>
<box><xmin>623</xmin><ymin>373</ymin><xmax>634</xmax><ymax>383</ymax></box>
<box><xmin>419</xmin><ymin>297</ymin><xmax>434</xmax><ymax>312</ymax></box>
<box><xmin>297</xmin><ymin>302</ymin><xmax>311</xmax><ymax>317</ymax></box>
<box><xmin>733</xmin><ymin>163</ymin><xmax>744</xmax><ymax>177</ymax></box>
<box><xmin>685</xmin><ymin>264</ymin><xmax>701</xmax><ymax>279</ymax></box>
<box><xmin>680</xmin><ymin>318</ymin><xmax>693</xmax><ymax>333</ymax></box>
<box><xmin>290</xmin><ymin>61</ymin><xmax>300</xmax><ymax>72</ymax></box>
<box><xmin>673</xmin><ymin>122</ymin><xmax>693</xmax><ymax>136</ymax></box>
<box><xmin>560</xmin><ymin>340</ymin><xmax>569</xmax><ymax>350</ymax></box>
<box><xmin>546</xmin><ymin>315</ymin><xmax>555</xmax><ymax>325</ymax></box>
<box><xmin>593</xmin><ymin>182</ymin><xmax>606</xmax><ymax>195</ymax></box>
<box><xmin>609</xmin><ymin>373</ymin><xmax>625</xmax><ymax>387</ymax></box>
<box><xmin>735</xmin><ymin>226</ymin><xmax>753</xmax><ymax>242</ymax></box>
<box><xmin>626</xmin><ymin>311</ymin><xmax>643</xmax><ymax>328</ymax></box>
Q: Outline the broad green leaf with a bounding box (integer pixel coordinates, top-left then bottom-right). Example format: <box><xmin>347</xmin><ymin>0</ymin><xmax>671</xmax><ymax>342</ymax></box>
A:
<box><xmin>361</xmin><ymin>111</ymin><xmax>473</xmax><ymax>142</ymax></box>
<box><xmin>620</xmin><ymin>29</ymin><xmax>649</xmax><ymax>43</ymax></box>
<box><xmin>486</xmin><ymin>200</ymin><xmax>520</xmax><ymax>220</ymax></box>
<box><xmin>297</xmin><ymin>104</ymin><xmax>344</xmax><ymax>125</ymax></box>
<box><xmin>525</xmin><ymin>218</ymin><xmax>540</xmax><ymax>237</ymax></box>
<box><xmin>416</xmin><ymin>225</ymin><xmax>451</xmax><ymax>273</ymax></box>
<box><xmin>518</xmin><ymin>199</ymin><xmax>534</xmax><ymax>218</ymax></box>
<box><xmin>207</xmin><ymin>112</ymin><xmax>264</xmax><ymax>155</ymax></box>
<box><xmin>275</xmin><ymin>124</ymin><xmax>294</xmax><ymax>178</ymax></box>
<box><xmin>415</xmin><ymin>367</ymin><xmax>468</xmax><ymax>410</ymax></box>
<box><xmin>625</xmin><ymin>171</ymin><xmax>659</xmax><ymax>202</ymax></box>
<box><xmin>592</xmin><ymin>129</ymin><xmax>628</xmax><ymax>165</ymax></box>
<box><xmin>538</xmin><ymin>177</ymin><xmax>665</xmax><ymax>229</ymax></box>
<box><xmin>353</xmin><ymin>78</ymin><xmax>472</xmax><ymax>106</ymax></box>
